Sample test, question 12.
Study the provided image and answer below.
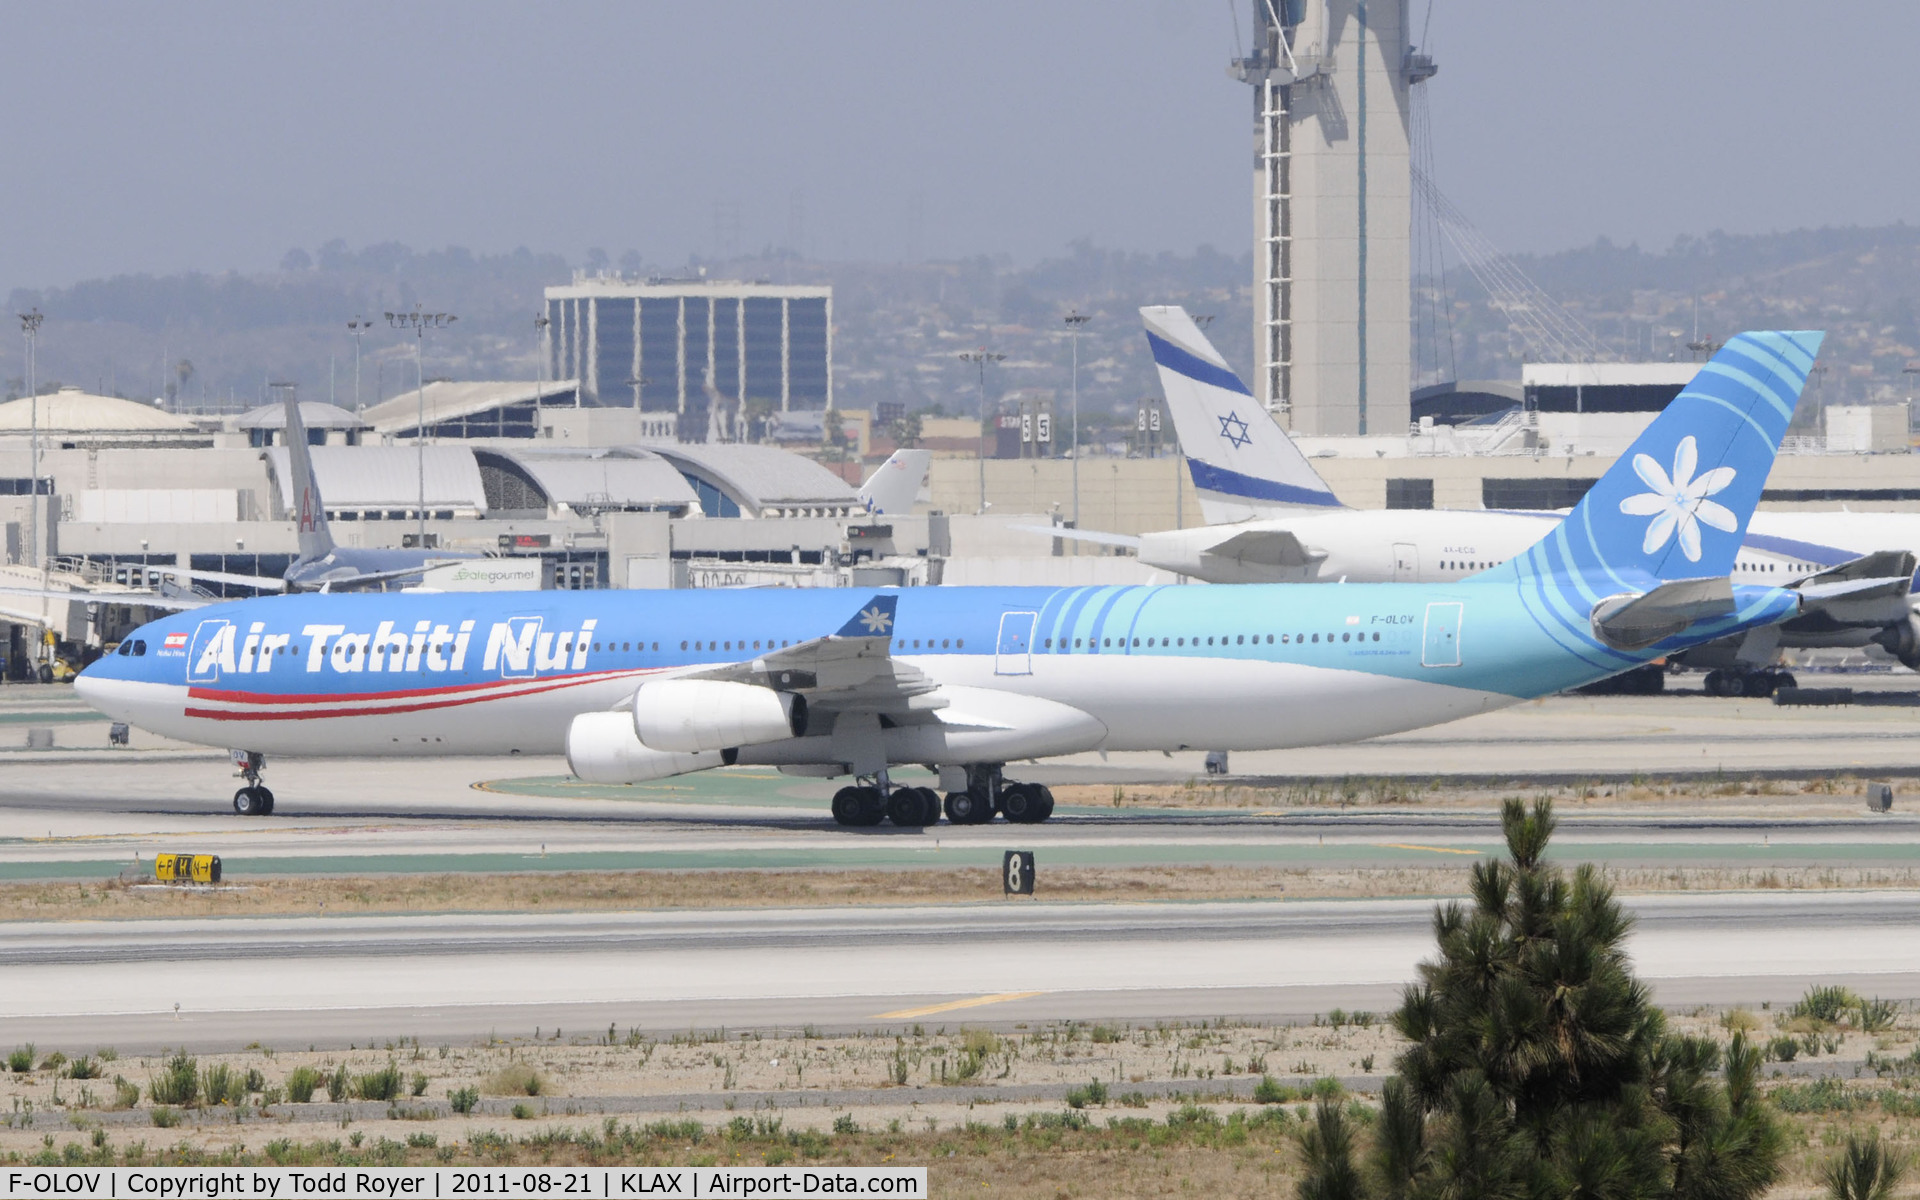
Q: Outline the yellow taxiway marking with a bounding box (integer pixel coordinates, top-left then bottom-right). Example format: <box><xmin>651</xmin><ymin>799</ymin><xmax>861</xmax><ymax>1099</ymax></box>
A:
<box><xmin>873</xmin><ymin>991</ymin><xmax>1047</xmax><ymax>1020</ymax></box>
<box><xmin>1376</xmin><ymin>843</ymin><xmax>1482</xmax><ymax>856</ymax></box>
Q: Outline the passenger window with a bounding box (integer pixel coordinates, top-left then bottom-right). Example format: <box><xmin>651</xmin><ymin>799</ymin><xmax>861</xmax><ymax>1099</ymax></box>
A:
<box><xmin>1074</xmin><ymin>638</ymin><xmax>1082</xmax><ymax>648</ymax></box>
<box><xmin>1236</xmin><ymin>635</ymin><xmax>1244</xmax><ymax>645</ymax></box>
<box><xmin>681</xmin><ymin>641</ymin><xmax>689</xmax><ymax>650</ymax></box>
<box><xmin>1176</xmin><ymin>637</ymin><xmax>1184</xmax><ymax>646</ymax></box>
<box><xmin>956</xmin><ymin>639</ymin><xmax>963</xmax><ymax>648</ymax></box>
<box><xmin>1131</xmin><ymin>638</ymin><xmax>1139</xmax><ymax>647</ymax></box>
<box><xmin>1373</xmin><ymin>632</ymin><xmax>1381</xmax><ymax>642</ymax></box>
<box><xmin>1311</xmin><ymin>633</ymin><xmax>1319</xmax><ymax>643</ymax></box>
<box><xmin>1103</xmin><ymin>638</ymin><xmax>1111</xmax><ymax>648</ymax></box>
<box><xmin>941</xmin><ymin>639</ymin><xmax>949</xmax><ymax>648</ymax></box>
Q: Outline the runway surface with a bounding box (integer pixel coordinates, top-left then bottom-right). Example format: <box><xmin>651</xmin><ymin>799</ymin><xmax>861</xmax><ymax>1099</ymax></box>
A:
<box><xmin>2</xmin><ymin>891</ymin><xmax>1917</xmax><ymax>1051</ymax></box>
<box><xmin>5</xmin><ymin>681</ymin><xmax>1920</xmax><ymax>1046</ymax></box>
<box><xmin>3</xmin><ymin>678</ymin><xmax>1920</xmax><ymax>877</ymax></box>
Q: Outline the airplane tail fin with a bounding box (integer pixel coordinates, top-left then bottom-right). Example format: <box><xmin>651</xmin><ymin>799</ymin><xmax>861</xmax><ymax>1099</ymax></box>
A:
<box><xmin>282</xmin><ymin>394</ymin><xmax>334</xmax><ymax>560</ymax></box>
<box><xmin>1140</xmin><ymin>305</ymin><xmax>1344</xmax><ymax>523</ymax></box>
<box><xmin>858</xmin><ymin>449</ymin><xmax>931</xmax><ymax>516</ymax></box>
<box><xmin>1506</xmin><ymin>331</ymin><xmax>1822</xmax><ymax>587</ymax></box>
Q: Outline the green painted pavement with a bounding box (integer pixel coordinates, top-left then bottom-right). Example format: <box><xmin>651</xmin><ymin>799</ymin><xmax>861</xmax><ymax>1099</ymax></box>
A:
<box><xmin>4</xmin><ymin>841</ymin><xmax>1920</xmax><ymax>883</ymax></box>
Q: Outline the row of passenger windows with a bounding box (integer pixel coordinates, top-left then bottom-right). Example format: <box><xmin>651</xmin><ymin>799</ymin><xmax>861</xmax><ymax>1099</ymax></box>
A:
<box><xmin>674</xmin><ymin>638</ymin><xmax>964</xmax><ymax>652</ymax></box>
<box><xmin>1442</xmin><ymin>560</ymin><xmax>1503</xmax><ymax>571</ymax></box>
<box><xmin>1044</xmin><ymin>631</ymin><xmax>1384</xmax><ymax>649</ymax></box>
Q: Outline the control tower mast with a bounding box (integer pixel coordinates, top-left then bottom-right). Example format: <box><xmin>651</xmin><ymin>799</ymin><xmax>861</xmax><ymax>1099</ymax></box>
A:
<box><xmin>1232</xmin><ymin>2</ymin><xmax>1435</xmax><ymax>435</ymax></box>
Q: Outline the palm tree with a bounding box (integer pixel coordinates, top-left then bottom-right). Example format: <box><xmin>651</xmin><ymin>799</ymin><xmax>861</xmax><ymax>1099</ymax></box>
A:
<box><xmin>1296</xmin><ymin>797</ymin><xmax>1784</xmax><ymax>1200</ymax></box>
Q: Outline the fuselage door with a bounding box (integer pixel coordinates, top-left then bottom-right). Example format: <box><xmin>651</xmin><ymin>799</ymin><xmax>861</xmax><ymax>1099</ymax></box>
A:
<box><xmin>1393</xmin><ymin>543</ymin><xmax>1419</xmax><ymax>582</ymax></box>
<box><xmin>995</xmin><ymin>611</ymin><xmax>1037</xmax><ymax>676</ymax></box>
<box><xmin>1421</xmin><ymin>601</ymin><xmax>1463</xmax><ymax>668</ymax></box>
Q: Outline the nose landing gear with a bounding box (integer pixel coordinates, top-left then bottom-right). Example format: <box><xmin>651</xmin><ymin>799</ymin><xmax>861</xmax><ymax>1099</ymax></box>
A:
<box><xmin>231</xmin><ymin>750</ymin><xmax>275</xmax><ymax>816</ymax></box>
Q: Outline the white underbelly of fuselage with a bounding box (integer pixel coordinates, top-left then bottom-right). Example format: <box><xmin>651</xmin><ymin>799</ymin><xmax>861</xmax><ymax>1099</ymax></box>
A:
<box><xmin>80</xmin><ymin>655</ymin><xmax>1511</xmax><ymax>759</ymax></box>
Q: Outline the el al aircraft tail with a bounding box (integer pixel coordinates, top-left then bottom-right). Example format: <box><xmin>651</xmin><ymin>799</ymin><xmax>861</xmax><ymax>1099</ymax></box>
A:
<box><xmin>1498</xmin><ymin>331</ymin><xmax>1822</xmax><ymax>661</ymax></box>
<box><xmin>1140</xmin><ymin>305</ymin><xmax>1343</xmax><ymax>523</ymax></box>
<box><xmin>858</xmin><ymin>449</ymin><xmax>931</xmax><ymax>516</ymax></box>
<box><xmin>283</xmin><ymin>394</ymin><xmax>335</xmax><ymax>561</ymax></box>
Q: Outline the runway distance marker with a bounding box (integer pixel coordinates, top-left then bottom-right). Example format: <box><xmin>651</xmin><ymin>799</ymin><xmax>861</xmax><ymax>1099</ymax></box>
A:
<box><xmin>1375</xmin><ymin>843</ymin><xmax>1482</xmax><ymax>856</ymax></box>
<box><xmin>873</xmin><ymin>991</ymin><xmax>1046</xmax><ymax>1019</ymax></box>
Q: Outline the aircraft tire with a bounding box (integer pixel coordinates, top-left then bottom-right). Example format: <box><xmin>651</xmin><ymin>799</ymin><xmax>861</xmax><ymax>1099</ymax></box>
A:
<box><xmin>233</xmin><ymin>787</ymin><xmax>260</xmax><ymax>816</ymax></box>
<box><xmin>258</xmin><ymin>788</ymin><xmax>275</xmax><ymax>815</ymax></box>
<box><xmin>887</xmin><ymin>787</ymin><xmax>933</xmax><ymax>821</ymax></box>
<box><xmin>831</xmin><ymin>787</ymin><xmax>862</xmax><ymax>826</ymax></box>
<box><xmin>1703</xmin><ymin>670</ymin><xmax>1726</xmax><ymax>697</ymax></box>
<box><xmin>1033</xmin><ymin>786</ymin><xmax>1055</xmax><ymax>822</ymax></box>
<box><xmin>1002</xmin><ymin>783</ymin><xmax>1039</xmax><ymax>824</ymax></box>
<box><xmin>944</xmin><ymin>791</ymin><xmax>982</xmax><ymax>824</ymax></box>
<box><xmin>912</xmin><ymin>786</ymin><xmax>941</xmax><ymax>825</ymax></box>
<box><xmin>855</xmin><ymin>787</ymin><xmax>887</xmax><ymax>826</ymax></box>
<box><xmin>1723</xmin><ymin>673</ymin><xmax>1748</xmax><ymax>698</ymax></box>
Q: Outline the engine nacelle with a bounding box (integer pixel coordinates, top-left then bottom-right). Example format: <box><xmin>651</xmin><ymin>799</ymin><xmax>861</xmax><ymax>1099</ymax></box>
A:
<box><xmin>1874</xmin><ymin>612</ymin><xmax>1920</xmax><ymax>671</ymax></box>
<box><xmin>631</xmin><ymin>679</ymin><xmax>805</xmax><ymax>753</ymax></box>
<box><xmin>566</xmin><ymin>711</ymin><xmax>727</xmax><ymax>784</ymax></box>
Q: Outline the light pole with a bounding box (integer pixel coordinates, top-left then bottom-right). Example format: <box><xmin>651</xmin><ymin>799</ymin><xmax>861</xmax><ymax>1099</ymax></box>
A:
<box><xmin>1063</xmin><ymin>310</ymin><xmax>1089</xmax><ymax>533</ymax></box>
<box><xmin>346</xmin><ymin>317</ymin><xmax>371</xmax><ymax>412</ymax></box>
<box><xmin>958</xmin><ymin>349</ymin><xmax>1004</xmax><ymax>515</ymax></box>
<box><xmin>386</xmin><ymin>306</ymin><xmax>457</xmax><ymax>549</ymax></box>
<box><xmin>18</xmin><ymin>309</ymin><xmax>42</xmax><ymax>568</ymax></box>
<box><xmin>534</xmin><ymin>314</ymin><xmax>550</xmax><ymax>427</ymax></box>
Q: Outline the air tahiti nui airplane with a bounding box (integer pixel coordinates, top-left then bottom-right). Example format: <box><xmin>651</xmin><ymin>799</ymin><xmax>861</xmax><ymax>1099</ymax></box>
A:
<box><xmin>79</xmin><ymin>332</ymin><xmax>1824</xmax><ymax>827</ymax></box>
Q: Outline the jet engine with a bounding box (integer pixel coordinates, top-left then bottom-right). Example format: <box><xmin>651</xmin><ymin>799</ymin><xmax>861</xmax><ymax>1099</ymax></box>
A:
<box><xmin>1873</xmin><ymin>611</ymin><xmax>1920</xmax><ymax>671</ymax></box>
<box><xmin>631</xmin><ymin>679</ymin><xmax>807</xmax><ymax>752</ymax></box>
<box><xmin>566</xmin><ymin>711</ymin><xmax>728</xmax><ymax>784</ymax></box>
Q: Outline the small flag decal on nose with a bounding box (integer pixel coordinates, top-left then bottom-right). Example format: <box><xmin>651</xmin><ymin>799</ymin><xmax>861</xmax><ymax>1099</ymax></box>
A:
<box><xmin>163</xmin><ymin>632</ymin><xmax>188</xmax><ymax>650</ymax></box>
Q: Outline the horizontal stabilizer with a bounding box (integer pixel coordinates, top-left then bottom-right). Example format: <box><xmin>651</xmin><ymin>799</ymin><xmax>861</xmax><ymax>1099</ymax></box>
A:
<box><xmin>1010</xmin><ymin>524</ymin><xmax>1143</xmax><ymax>550</ymax></box>
<box><xmin>1589</xmin><ymin>577</ymin><xmax>1735</xmax><ymax>651</ymax></box>
<box><xmin>1795</xmin><ymin>550</ymin><xmax>1916</xmax><ymax>601</ymax></box>
<box><xmin>1202</xmin><ymin>528</ymin><xmax>1321</xmax><ymax>570</ymax></box>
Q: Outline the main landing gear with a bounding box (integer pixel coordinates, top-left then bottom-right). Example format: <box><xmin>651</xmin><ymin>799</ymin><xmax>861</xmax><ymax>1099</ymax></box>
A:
<box><xmin>830</xmin><ymin>764</ymin><xmax>1054</xmax><ymax>827</ymax></box>
<box><xmin>1702</xmin><ymin>667</ymin><xmax>1796</xmax><ymax>698</ymax></box>
<box><xmin>231</xmin><ymin>750</ymin><xmax>275</xmax><ymax>816</ymax></box>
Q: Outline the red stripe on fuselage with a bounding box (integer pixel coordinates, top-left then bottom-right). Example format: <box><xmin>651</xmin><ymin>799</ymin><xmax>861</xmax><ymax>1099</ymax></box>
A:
<box><xmin>182</xmin><ymin>669</ymin><xmax>659</xmax><ymax>722</ymax></box>
<box><xmin>188</xmin><ymin>667</ymin><xmax>645</xmax><ymax>706</ymax></box>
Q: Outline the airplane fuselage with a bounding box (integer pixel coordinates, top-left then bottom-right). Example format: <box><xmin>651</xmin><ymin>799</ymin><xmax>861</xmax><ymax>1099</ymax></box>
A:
<box><xmin>75</xmin><ymin>579</ymin><xmax>1797</xmax><ymax>762</ymax></box>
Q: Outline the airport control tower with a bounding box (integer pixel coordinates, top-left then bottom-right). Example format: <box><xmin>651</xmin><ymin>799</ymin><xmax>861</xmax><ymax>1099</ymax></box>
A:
<box><xmin>1233</xmin><ymin>1</ymin><xmax>1435</xmax><ymax>435</ymax></box>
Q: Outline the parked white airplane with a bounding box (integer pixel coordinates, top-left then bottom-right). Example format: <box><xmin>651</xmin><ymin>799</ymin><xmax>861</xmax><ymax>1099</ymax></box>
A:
<box><xmin>1041</xmin><ymin>307</ymin><xmax>1920</xmax><ymax>694</ymax></box>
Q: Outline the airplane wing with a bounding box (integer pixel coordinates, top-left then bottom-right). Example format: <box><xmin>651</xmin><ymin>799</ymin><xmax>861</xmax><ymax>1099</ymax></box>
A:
<box><xmin>150</xmin><ymin>565</ymin><xmax>288</xmax><ymax>592</ymax></box>
<box><xmin>663</xmin><ymin>594</ymin><xmax>944</xmax><ymax>716</ymax></box>
<box><xmin>0</xmin><ymin>585</ymin><xmax>211</xmax><ymax>611</ymax></box>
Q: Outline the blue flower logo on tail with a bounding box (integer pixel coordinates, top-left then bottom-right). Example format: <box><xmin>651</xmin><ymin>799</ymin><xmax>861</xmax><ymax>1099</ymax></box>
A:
<box><xmin>1617</xmin><ymin>435</ymin><xmax>1738</xmax><ymax>562</ymax></box>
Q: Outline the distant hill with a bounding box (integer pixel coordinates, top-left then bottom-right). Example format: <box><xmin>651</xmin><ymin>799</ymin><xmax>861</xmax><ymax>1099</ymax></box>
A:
<box><xmin>7</xmin><ymin>224</ymin><xmax>1915</xmax><ymax>434</ymax></box>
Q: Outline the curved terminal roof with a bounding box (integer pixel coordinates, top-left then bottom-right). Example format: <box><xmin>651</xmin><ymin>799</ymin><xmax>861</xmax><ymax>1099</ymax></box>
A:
<box><xmin>236</xmin><ymin>401</ymin><xmax>370</xmax><ymax>431</ymax></box>
<box><xmin>0</xmin><ymin>388</ymin><xmax>200</xmax><ymax>434</ymax></box>
<box><xmin>475</xmin><ymin>448</ymin><xmax>697</xmax><ymax>514</ymax></box>
<box><xmin>264</xmin><ymin>445</ymin><xmax>489</xmax><ymax>516</ymax></box>
<box><xmin>647</xmin><ymin>443</ymin><xmax>858</xmax><ymax>518</ymax></box>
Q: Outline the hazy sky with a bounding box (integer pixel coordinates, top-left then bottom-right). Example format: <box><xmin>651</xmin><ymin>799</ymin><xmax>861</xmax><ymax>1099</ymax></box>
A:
<box><xmin>3</xmin><ymin>1</ymin><xmax>1914</xmax><ymax>294</ymax></box>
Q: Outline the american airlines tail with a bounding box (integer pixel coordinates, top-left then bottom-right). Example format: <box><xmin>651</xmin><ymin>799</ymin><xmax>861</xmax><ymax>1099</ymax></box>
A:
<box><xmin>1140</xmin><ymin>305</ymin><xmax>1344</xmax><ymax>523</ymax></box>
<box><xmin>858</xmin><ymin>449</ymin><xmax>932</xmax><ymax>516</ymax></box>
<box><xmin>282</xmin><ymin>393</ymin><xmax>335</xmax><ymax>561</ymax></box>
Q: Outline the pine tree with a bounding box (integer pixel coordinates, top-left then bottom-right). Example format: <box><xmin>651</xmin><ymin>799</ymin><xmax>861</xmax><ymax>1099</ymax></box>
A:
<box><xmin>1296</xmin><ymin>797</ymin><xmax>1783</xmax><ymax>1200</ymax></box>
